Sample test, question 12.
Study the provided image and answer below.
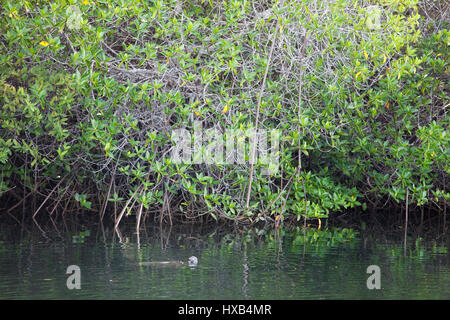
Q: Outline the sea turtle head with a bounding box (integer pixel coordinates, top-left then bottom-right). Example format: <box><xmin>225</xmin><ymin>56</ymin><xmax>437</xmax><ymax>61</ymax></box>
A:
<box><xmin>188</xmin><ymin>256</ymin><xmax>198</xmax><ymax>266</ymax></box>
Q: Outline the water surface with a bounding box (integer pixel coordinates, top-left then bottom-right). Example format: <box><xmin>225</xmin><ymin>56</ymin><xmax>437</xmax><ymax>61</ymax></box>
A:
<box><xmin>0</xmin><ymin>224</ymin><xmax>448</xmax><ymax>299</ymax></box>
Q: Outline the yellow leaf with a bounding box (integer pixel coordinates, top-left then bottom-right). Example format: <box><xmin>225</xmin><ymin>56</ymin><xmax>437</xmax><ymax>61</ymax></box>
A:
<box><xmin>39</xmin><ymin>41</ymin><xmax>49</xmax><ymax>47</ymax></box>
<box><xmin>383</xmin><ymin>54</ymin><xmax>386</xmax><ymax>63</ymax></box>
<box><xmin>355</xmin><ymin>71</ymin><xmax>361</xmax><ymax>78</ymax></box>
<box><xmin>385</xmin><ymin>101</ymin><xmax>390</xmax><ymax>109</ymax></box>
<box><xmin>194</xmin><ymin>110</ymin><xmax>201</xmax><ymax>117</ymax></box>
<box><xmin>364</xmin><ymin>50</ymin><xmax>368</xmax><ymax>60</ymax></box>
<box><xmin>222</xmin><ymin>104</ymin><xmax>229</xmax><ymax>114</ymax></box>
<box><xmin>83</xmin><ymin>0</ymin><xmax>89</xmax><ymax>5</ymax></box>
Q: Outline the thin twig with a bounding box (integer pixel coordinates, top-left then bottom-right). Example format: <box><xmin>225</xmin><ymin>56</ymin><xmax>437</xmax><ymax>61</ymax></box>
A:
<box><xmin>114</xmin><ymin>185</ymin><xmax>143</xmax><ymax>229</ymax></box>
<box><xmin>403</xmin><ymin>187</ymin><xmax>409</xmax><ymax>255</ymax></box>
<box><xmin>245</xmin><ymin>14</ymin><xmax>282</xmax><ymax>211</ymax></box>
<box><xmin>32</xmin><ymin>175</ymin><xmax>68</xmax><ymax>219</ymax></box>
<box><xmin>297</xmin><ymin>32</ymin><xmax>309</xmax><ymax>228</ymax></box>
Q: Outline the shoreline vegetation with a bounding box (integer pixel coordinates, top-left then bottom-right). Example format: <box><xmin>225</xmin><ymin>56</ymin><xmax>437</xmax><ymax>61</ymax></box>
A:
<box><xmin>0</xmin><ymin>1</ymin><xmax>448</xmax><ymax>232</ymax></box>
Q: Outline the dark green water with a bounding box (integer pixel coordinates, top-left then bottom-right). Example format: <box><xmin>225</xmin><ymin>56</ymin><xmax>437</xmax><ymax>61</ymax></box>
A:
<box><xmin>0</xmin><ymin>224</ymin><xmax>448</xmax><ymax>299</ymax></box>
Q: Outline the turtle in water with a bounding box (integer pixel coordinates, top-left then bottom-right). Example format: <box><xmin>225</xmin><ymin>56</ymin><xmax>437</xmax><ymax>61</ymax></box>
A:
<box><xmin>139</xmin><ymin>256</ymin><xmax>198</xmax><ymax>267</ymax></box>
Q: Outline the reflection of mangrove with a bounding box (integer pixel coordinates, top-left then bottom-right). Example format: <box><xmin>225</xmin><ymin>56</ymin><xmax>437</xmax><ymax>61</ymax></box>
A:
<box><xmin>206</xmin><ymin>228</ymin><xmax>449</xmax><ymax>298</ymax></box>
<box><xmin>106</xmin><ymin>222</ymin><xmax>450</xmax><ymax>291</ymax></box>
<box><xmin>0</xmin><ymin>223</ymin><xmax>448</xmax><ymax>299</ymax></box>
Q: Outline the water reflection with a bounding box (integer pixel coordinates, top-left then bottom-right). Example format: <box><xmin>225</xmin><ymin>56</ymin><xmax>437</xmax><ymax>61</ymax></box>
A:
<box><xmin>0</xmin><ymin>224</ymin><xmax>448</xmax><ymax>299</ymax></box>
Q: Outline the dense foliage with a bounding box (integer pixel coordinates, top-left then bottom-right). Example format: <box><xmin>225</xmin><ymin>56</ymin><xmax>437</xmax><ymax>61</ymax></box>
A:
<box><xmin>0</xmin><ymin>0</ymin><xmax>448</xmax><ymax>227</ymax></box>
